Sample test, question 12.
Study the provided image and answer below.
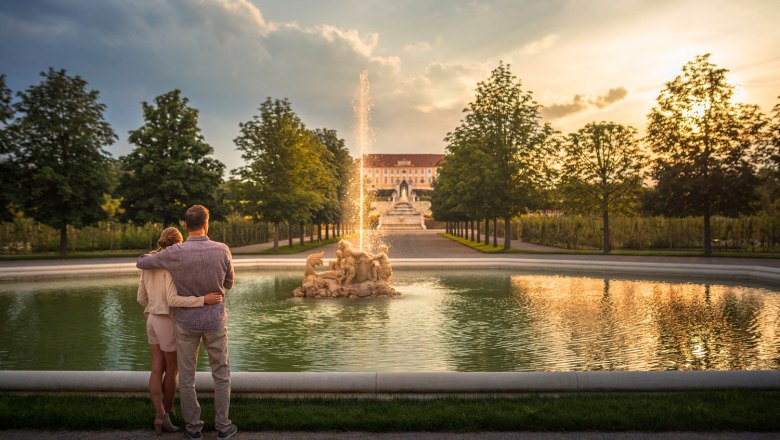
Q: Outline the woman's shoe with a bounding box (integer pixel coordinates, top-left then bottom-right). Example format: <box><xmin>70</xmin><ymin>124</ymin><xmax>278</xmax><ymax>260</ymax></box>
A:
<box><xmin>161</xmin><ymin>413</ymin><xmax>181</xmax><ymax>432</ymax></box>
<box><xmin>153</xmin><ymin>416</ymin><xmax>164</xmax><ymax>436</ymax></box>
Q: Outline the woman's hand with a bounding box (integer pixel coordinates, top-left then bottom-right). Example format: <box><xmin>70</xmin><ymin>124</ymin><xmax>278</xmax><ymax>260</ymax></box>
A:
<box><xmin>204</xmin><ymin>292</ymin><xmax>224</xmax><ymax>305</ymax></box>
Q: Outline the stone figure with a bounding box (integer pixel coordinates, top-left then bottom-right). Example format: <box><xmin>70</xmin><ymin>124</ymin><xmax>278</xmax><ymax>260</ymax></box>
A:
<box><xmin>369</xmin><ymin>244</ymin><xmax>392</xmax><ymax>282</ymax></box>
<box><xmin>293</xmin><ymin>242</ymin><xmax>400</xmax><ymax>299</ymax></box>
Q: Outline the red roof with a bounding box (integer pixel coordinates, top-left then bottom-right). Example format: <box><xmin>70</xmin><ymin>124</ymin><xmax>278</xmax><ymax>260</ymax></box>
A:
<box><xmin>363</xmin><ymin>153</ymin><xmax>445</xmax><ymax>168</ymax></box>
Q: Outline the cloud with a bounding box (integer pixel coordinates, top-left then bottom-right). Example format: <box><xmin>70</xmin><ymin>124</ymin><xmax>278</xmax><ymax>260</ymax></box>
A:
<box><xmin>541</xmin><ymin>87</ymin><xmax>629</xmax><ymax>120</ymax></box>
<box><xmin>592</xmin><ymin>87</ymin><xmax>628</xmax><ymax>108</ymax></box>
<box><xmin>519</xmin><ymin>33</ymin><xmax>558</xmax><ymax>56</ymax></box>
<box><xmin>404</xmin><ymin>41</ymin><xmax>431</xmax><ymax>53</ymax></box>
<box><xmin>541</xmin><ymin>94</ymin><xmax>588</xmax><ymax>120</ymax></box>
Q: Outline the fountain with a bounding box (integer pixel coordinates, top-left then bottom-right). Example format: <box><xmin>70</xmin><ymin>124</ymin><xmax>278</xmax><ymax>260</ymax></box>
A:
<box><xmin>292</xmin><ymin>70</ymin><xmax>399</xmax><ymax>298</ymax></box>
<box><xmin>292</xmin><ymin>239</ymin><xmax>399</xmax><ymax>298</ymax></box>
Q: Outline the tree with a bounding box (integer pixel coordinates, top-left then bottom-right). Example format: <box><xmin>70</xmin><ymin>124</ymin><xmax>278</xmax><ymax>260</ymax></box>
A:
<box><xmin>432</xmin><ymin>134</ymin><xmax>494</xmax><ymax>241</ymax></box>
<box><xmin>234</xmin><ymin>98</ymin><xmax>332</xmax><ymax>251</ymax></box>
<box><xmin>560</xmin><ymin>122</ymin><xmax>645</xmax><ymax>253</ymax></box>
<box><xmin>0</xmin><ymin>74</ymin><xmax>19</xmax><ymax>222</ymax></box>
<box><xmin>119</xmin><ymin>89</ymin><xmax>225</xmax><ymax>226</ymax></box>
<box><xmin>757</xmin><ymin>96</ymin><xmax>780</xmax><ymax>213</ymax></box>
<box><xmin>645</xmin><ymin>54</ymin><xmax>767</xmax><ymax>255</ymax></box>
<box><xmin>12</xmin><ymin>68</ymin><xmax>116</xmax><ymax>255</ymax></box>
<box><xmin>312</xmin><ymin>128</ymin><xmax>352</xmax><ymax>239</ymax></box>
<box><xmin>444</xmin><ymin>62</ymin><xmax>557</xmax><ymax>248</ymax></box>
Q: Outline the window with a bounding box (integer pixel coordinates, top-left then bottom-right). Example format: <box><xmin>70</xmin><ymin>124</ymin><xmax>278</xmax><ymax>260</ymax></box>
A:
<box><xmin>384</xmin><ymin>177</ymin><xmax>388</xmax><ymax>183</ymax></box>
<box><xmin>428</xmin><ymin>168</ymin><xmax>432</xmax><ymax>174</ymax></box>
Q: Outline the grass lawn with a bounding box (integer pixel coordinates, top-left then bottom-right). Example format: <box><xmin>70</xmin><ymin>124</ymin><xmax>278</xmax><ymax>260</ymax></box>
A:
<box><xmin>0</xmin><ymin>392</ymin><xmax>778</xmax><ymax>432</ymax></box>
<box><xmin>440</xmin><ymin>233</ymin><xmax>780</xmax><ymax>258</ymax></box>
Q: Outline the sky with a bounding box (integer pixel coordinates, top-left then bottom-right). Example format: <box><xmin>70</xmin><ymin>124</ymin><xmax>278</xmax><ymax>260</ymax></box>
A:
<box><xmin>1</xmin><ymin>0</ymin><xmax>779</xmax><ymax>175</ymax></box>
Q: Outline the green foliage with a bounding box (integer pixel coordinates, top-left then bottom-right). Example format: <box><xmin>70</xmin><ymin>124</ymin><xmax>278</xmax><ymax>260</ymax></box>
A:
<box><xmin>517</xmin><ymin>214</ymin><xmax>780</xmax><ymax>251</ymax></box>
<box><xmin>0</xmin><ymin>216</ymin><xmax>275</xmax><ymax>253</ymax></box>
<box><xmin>11</xmin><ymin>68</ymin><xmax>117</xmax><ymax>255</ymax></box>
<box><xmin>435</xmin><ymin>62</ymin><xmax>557</xmax><ymax>248</ymax></box>
<box><xmin>756</xmin><ymin>96</ymin><xmax>780</xmax><ymax>214</ymax></box>
<box><xmin>560</xmin><ymin>121</ymin><xmax>646</xmax><ymax>252</ymax></box>
<box><xmin>0</xmin><ymin>74</ymin><xmax>18</xmax><ymax>222</ymax></box>
<box><xmin>119</xmin><ymin>89</ymin><xmax>225</xmax><ymax>226</ymax></box>
<box><xmin>644</xmin><ymin>54</ymin><xmax>767</xmax><ymax>255</ymax></box>
<box><xmin>312</xmin><ymin>128</ymin><xmax>352</xmax><ymax>225</ymax></box>
<box><xmin>233</xmin><ymin>98</ymin><xmax>338</xmax><ymax>249</ymax></box>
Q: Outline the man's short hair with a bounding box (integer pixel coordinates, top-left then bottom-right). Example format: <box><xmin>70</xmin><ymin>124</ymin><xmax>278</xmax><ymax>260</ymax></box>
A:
<box><xmin>185</xmin><ymin>205</ymin><xmax>209</xmax><ymax>231</ymax></box>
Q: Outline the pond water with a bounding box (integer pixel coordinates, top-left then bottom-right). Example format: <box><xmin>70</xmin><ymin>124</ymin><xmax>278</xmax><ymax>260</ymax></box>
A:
<box><xmin>0</xmin><ymin>269</ymin><xmax>778</xmax><ymax>372</ymax></box>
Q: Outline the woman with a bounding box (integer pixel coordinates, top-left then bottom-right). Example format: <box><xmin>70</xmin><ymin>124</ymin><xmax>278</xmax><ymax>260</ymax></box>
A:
<box><xmin>137</xmin><ymin>226</ymin><xmax>224</xmax><ymax>435</ymax></box>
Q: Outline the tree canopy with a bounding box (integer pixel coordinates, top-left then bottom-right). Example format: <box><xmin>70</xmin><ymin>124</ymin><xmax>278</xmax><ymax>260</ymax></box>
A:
<box><xmin>119</xmin><ymin>89</ymin><xmax>225</xmax><ymax>226</ymax></box>
<box><xmin>560</xmin><ymin>121</ymin><xmax>645</xmax><ymax>253</ymax></box>
<box><xmin>12</xmin><ymin>68</ymin><xmax>117</xmax><ymax>255</ymax></box>
<box><xmin>644</xmin><ymin>54</ymin><xmax>767</xmax><ymax>255</ymax></box>
<box><xmin>436</xmin><ymin>62</ymin><xmax>557</xmax><ymax>248</ymax></box>
<box><xmin>0</xmin><ymin>74</ymin><xmax>18</xmax><ymax>222</ymax></box>
<box><xmin>233</xmin><ymin>98</ymin><xmax>336</xmax><ymax>250</ymax></box>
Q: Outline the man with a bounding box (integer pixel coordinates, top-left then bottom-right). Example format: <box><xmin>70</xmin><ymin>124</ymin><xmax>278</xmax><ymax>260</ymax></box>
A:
<box><xmin>136</xmin><ymin>205</ymin><xmax>237</xmax><ymax>440</ymax></box>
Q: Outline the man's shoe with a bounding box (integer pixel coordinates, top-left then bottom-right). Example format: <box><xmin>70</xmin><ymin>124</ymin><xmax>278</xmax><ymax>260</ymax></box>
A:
<box><xmin>217</xmin><ymin>424</ymin><xmax>238</xmax><ymax>440</ymax></box>
<box><xmin>185</xmin><ymin>430</ymin><xmax>202</xmax><ymax>440</ymax></box>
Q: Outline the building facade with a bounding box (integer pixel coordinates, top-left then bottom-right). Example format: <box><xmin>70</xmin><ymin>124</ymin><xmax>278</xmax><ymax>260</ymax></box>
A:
<box><xmin>362</xmin><ymin>154</ymin><xmax>445</xmax><ymax>197</ymax></box>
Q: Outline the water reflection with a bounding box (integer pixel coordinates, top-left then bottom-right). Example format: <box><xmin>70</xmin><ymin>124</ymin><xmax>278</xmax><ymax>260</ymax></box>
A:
<box><xmin>0</xmin><ymin>270</ymin><xmax>777</xmax><ymax>372</ymax></box>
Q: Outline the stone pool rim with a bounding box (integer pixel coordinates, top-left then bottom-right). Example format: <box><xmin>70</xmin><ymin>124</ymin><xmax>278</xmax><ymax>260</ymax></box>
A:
<box><xmin>1</xmin><ymin>257</ymin><xmax>779</xmax><ymax>285</ymax></box>
<box><xmin>0</xmin><ymin>370</ymin><xmax>778</xmax><ymax>396</ymax></box>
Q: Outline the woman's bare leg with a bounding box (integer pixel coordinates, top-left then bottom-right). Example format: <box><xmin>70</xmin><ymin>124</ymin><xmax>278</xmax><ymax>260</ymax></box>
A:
<box><xmin>162</xmin><ymin>350</ymin><xmax>178</xmax><ymax>414</ymax></box>
<box><xmin>149</xmin><ymin>344</ymin><xmax>167</xmax><ymax>417</ymax></box>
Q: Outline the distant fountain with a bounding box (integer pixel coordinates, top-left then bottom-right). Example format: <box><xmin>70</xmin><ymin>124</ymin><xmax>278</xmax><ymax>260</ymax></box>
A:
<box><xmin>292</xmin><ymin>71</ymin><xmax>398</xmax><ymax>298</ymax></box>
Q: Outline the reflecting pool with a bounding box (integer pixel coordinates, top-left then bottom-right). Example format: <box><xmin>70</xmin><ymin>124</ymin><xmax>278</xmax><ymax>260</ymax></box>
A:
<box><xmin>0</xmin><ymin>270</ymin><xmax>778</xmax><ymax>372</ymax></box>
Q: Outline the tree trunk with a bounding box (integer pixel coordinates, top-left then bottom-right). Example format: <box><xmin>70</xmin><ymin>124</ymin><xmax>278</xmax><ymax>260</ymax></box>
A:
<box><xmin>703</xmin><ymin>212</ymin><xmax>712</xmax><ymax>256</ymax></box>
<box><xmin>317</xmin><ymin>224</ymin><xmax>322</xmax><ymax>241</ymax></box>
<box><xmin>476</xmin><ymin>219</ymin><xmax>481</xmax><ymax>243</ymax></box>
<box><xmin>493</xmin><ymin>218</ymin><xmax>498</xmax><ymax>247</ymax></box>
<box><xmin>326</xmin><ymin>223</ymin><xmax>330</xmax><ymax>240</ymax></box>
<box><xmin>299</xmin><ymin>223</ymin><xmax>304</xmax><ymax>246</ymax></box>
<box><xmin>484</xmin><ymin>218</ymin><xmax>490</xmax><ymax>245</ymax></box>
<box><xmin>288</xmin><ymin>222</ymin><xmax>293</xmax><ymax>248</ymax></box>
<box><xmin>602</xmin><ymin>202</ymin><xmax>611</xmax><ymax>254</ymax></box>
<box><xmin>59</xmin><ymin>224</ymin><xmax>68</xmax><ymax>256</ymax></box>
<box><xmin>470</xmin><ymin>220</ymin><xmax>475</xmax><ymax>241</ymax></box>
<box><xmin>504</xmin><ymin>214</ymin><xmax>511</xmax><ymax>249</ymax></box>
<box><xmin>273</xmin><ymin>222</ymin><xmax>279</xmax><ymax>251</ymax></box>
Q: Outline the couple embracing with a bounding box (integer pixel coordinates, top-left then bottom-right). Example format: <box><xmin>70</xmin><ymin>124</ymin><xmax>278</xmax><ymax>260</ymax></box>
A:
<box><xmin>136</xmin><ymin>204</ymin><xmax>237</xmax><ymax>440</ymax></box>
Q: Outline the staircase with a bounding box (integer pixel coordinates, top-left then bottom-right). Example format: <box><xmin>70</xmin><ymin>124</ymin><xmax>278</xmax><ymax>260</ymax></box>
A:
<box><xmin>379</xmin><ymin>201</ymin><xmax>425</xmax><ymax>230</ymax></box>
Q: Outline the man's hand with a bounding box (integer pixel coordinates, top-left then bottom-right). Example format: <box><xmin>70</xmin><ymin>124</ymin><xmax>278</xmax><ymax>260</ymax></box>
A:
<box><xmin>204</xmin><ymin>292</ymin><xmax>224</xmax><ymax>305</ymax></box>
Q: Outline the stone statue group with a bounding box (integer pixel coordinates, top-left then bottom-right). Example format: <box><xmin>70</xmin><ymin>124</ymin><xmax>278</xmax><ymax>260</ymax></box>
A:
<box><xmin>293</xmin><ymin>239</ymin><xmax>400</xmax><ymax>298</ymax></box>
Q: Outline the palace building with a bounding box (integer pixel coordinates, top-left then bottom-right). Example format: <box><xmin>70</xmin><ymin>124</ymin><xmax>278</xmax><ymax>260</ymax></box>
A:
<box><xmin>362</xmin><ymin>153</ymin><xmax>445</xmax><ymax>196</ymax></box>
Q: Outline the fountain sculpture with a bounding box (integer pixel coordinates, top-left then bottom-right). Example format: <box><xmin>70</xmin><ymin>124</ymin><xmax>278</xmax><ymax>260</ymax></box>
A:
<box><xmin>293</xmin><ymin>70</ymin><xmax>399</xmax><ymax>298</ymax></box>
<box><xmin>292</xmin><ymin>239</ymin><xmax>399</xmax><ymax>298</ymax></box>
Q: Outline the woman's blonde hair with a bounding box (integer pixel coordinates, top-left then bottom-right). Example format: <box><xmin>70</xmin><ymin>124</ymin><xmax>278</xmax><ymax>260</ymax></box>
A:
<box><xmin>156</xmin><ymin>227</ymin><xmax>183</xmax><ymax>250</ymax></box>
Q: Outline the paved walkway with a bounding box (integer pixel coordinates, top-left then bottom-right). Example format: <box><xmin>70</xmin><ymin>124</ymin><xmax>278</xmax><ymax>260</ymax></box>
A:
<box><xmin>4</xmin><ymin>430</ymin><xmax>774</xmax><ymax>439</ymax></box>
